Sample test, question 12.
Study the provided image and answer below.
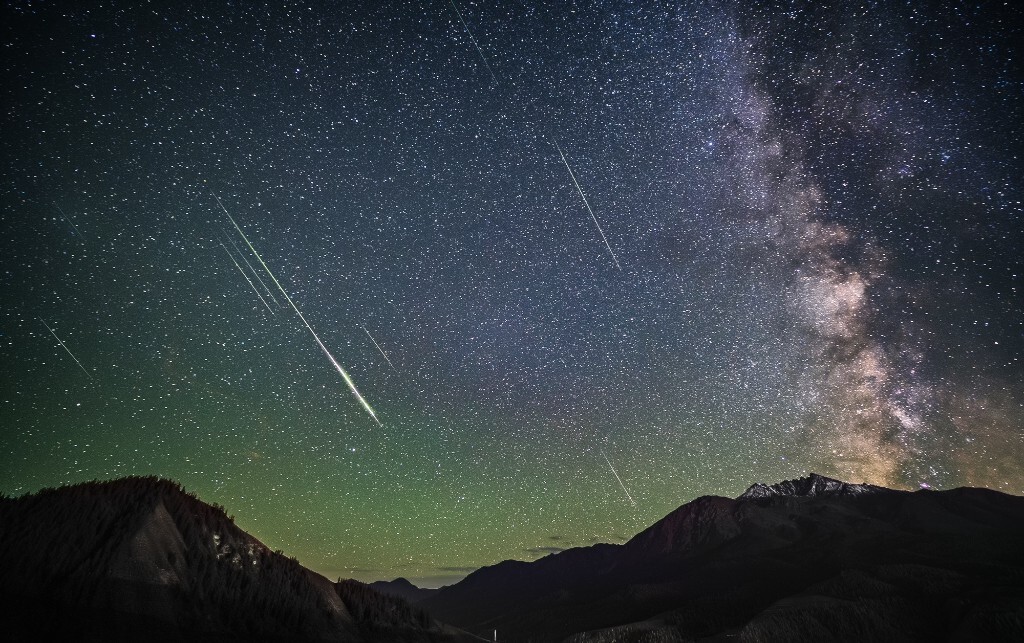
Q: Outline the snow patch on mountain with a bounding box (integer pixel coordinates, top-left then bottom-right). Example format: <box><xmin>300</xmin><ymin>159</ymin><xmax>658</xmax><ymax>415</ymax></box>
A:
<box><xmin>739</xmin><ymin>473</ymin><xmax>886</xmax><ymax>499</ymax></box>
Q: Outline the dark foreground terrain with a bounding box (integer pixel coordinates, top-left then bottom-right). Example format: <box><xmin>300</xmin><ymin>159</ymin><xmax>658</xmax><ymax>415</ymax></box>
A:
<box><xmin>415</xmin><ymin>474</ymin><xmax>1024</xmax><ymax>642</ymax></box>
<box><xmin>2</xmin><ymin>474</ymin><xmax>1023</xmax><ymax>642</ymax></box>
<box><xmin>0</xmin><ymin>477</ymin><xmax>476</xmax><ymax>642</ymax></box>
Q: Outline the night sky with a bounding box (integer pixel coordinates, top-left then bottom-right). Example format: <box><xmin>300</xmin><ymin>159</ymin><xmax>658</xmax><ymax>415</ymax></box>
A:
<box><xmin>2</xmin><ymin>1</ymin><xmax>1021</xmax><ymax>587</ymax></box>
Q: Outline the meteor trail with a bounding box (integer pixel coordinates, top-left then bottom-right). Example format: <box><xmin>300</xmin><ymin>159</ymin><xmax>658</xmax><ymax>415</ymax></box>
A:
<box><xmin>40</xmin><ymin>318</ymin><xmax>94</xmax><ymax>382</ymax></box>
<box><xmin>213</xmin><ymin>192</ymin><xmax>381</xmax><ymax>425</ymax></box>
<box><xmin>551</xmin><ymin>137</ymin><xmax>622</xmax><ymax>270</ymax></box>
<box><xmin>448</xmin><ymin>0</ymin><xmax>497</xmax><ymax>84</ymax></box>
<box><xmin>55</xmin><ymin>204</ymin><xmax>85</xmax><ymax>241</ymax></box>
<box><xmin>601</xmin><ymin>450</ymin><xmax>636</xmax><ymax>508</ymax></box>
<box><xmin>227</xmin><ymin>236</ymin><xmax>281</xmax><ymax>307</ymax></box>
<box><xmin>220</xmin><ymin>242</ymin><xmax>274</xmax><ymax>312</ymax></box>
<box><xmin>362</xmin><ymin>325</ymin><xmax>396</xmax><ymax>370</ymax></box>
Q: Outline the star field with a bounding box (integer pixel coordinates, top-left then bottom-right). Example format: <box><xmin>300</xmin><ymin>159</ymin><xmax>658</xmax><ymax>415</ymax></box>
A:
<box><xmin>1</xmin><ymin>1</ymin><xmax>1021</xmax><ymax>587</ymax></box>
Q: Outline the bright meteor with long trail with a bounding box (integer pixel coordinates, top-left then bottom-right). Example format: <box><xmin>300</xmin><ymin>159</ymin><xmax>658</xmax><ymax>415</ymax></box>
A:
<box><xmin>213</xmin><ymin>192</ymin><xmax>382</xmax><ymax>425</ymax></box>
<box><xmin>40</xmin><ymin>318</ymin><xmax>94</xmax><ymax>382</ymax></box>
<box><xmin>601</xmin><ymin>450</ymin><xmax>636</xmax><ymax>508</ymax></box>
<box><xmin>551</xmin><ymin>137</ymin><xmax>622</xmax><ymax>270</ymax></box>
<box><xmin>362</xmin><ymin>325</ymin><xmax>396</xmax><ymax>370</ymax></box>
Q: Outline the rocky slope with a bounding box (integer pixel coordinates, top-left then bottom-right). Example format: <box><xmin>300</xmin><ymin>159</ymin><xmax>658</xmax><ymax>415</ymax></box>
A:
<box><xmin>0</xmin><ymin>477</ymin><xmax>473</xmax><ymax>642</ymax></box>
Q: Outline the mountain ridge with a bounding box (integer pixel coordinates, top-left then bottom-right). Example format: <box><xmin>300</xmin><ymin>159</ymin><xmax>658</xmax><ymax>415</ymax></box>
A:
<box><xmin>418</xmin><ymin>475</ymin><xmax>1024</xmax><ymax>641</ymax></box>
<box><xmin>0</xmin><ymin>476</ymin><xmax>474</xmax><ymax>642</ymax></box>
<box><xmin>3</xmin><ymin>474</ymin><xmax>1023</xmax><ymax>642</ymax></box>
<box><xmin>369</xmin><ymin>577</ymin><xmax>441</xmax><ymax>604</ymax></box>
<box><xmin>739</xmin><ymin>472</ymin><xmax>889</xmax><ymax>499</ymax></box>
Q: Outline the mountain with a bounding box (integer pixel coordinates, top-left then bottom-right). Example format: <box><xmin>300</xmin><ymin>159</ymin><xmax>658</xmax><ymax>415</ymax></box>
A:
<box><xmin>370</xmin><ymin>578</ymin><xmax>441</xmax><ymax>604</ymax></box>
<box><xmin>0</xmin><ymin>477</ymin><xmax>476</xmax><ymax>642</ymax></box>
<box><xmin>419</xmin><ymin>473</ymin><xmax>1024</xmax><ymax>642</ymax></box>
<box><xmin>738</xmin><ymin>472</ymin><xmax>885</xmax><ymax>498</ymax></box>
<box><xmin>5</xmin><ymin>474</ymin><xmax>1022</xmax><ymax>642</ymax></box>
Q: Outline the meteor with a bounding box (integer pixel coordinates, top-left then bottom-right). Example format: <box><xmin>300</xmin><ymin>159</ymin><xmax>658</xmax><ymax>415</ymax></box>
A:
<box><xmin>550</xmin><ymin>137</ymin><xmax>622</xmax><ymax>270</ymax></box>
<box><xmin>448</xmin><ymin>0</ymin><xmax>497</xmax><ymax>84</ymax></box>
<box><xmin>227</xmin><ymin>236</ymin><xmax>281</xmax><ymax>308</ymax></box>
<box><xmin>362</xmin><ymin>325</ymin><xmax>396</xmax><ymax>370</ymax></box>
<box><xmin>40</xmin><ymin>318</ymin><xmax>94</xmax><ymax>382</ymax></box>
<box><xmin>601</xmin><ymin>450</ymin><xmax>636</xmax><ymax>508</ymax></box>
<box><xmin>213</xmin><ymin>192</ymin><xmax>382</xmax><ymax>425</ymax></box>
<box><xmin>55</xmin><ymin>204</ymin><xmax>85</xmax><ymax>242</ymax></box>
<box><xmin>220</xmin><ymin>242</ymin><xmax>274</xmax><ymax>312</ymax></box>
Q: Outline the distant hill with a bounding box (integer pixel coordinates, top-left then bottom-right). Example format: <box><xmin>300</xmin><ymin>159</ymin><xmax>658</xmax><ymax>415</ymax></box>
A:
<box><xmin>0</xmin><ymin>477</ymin><xmax>476</xmax><ymax>642</ymax></box>
<box><xmin>370</xmin><ymin>577</ymin><xmax>441</xmax><ymax>604</ymax></box>
<box><xmin>419</xmin><ymin>473</ymin><xmax>1024</xmax><ymax>642</ymax></box>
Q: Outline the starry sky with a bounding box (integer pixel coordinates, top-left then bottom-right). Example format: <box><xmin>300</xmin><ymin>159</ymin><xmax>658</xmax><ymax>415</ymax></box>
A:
<box><xmin>1</xmin><ymin>0</ymin><xmax>1021</xmax><ymax>587</ymax></box>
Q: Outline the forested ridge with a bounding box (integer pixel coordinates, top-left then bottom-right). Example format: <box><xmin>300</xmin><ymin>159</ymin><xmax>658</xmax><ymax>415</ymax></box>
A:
<box><xmin>0</xmin><ymin>477</ymin><xmax>469</xmax><ymax>642</ymax></box>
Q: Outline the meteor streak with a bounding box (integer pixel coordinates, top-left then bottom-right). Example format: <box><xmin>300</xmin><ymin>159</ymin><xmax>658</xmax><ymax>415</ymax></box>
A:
<box><xmin>55</xmin><ymin>204</ymin><xmax>85</xmax><ymax>241</ymax></box>
<box><xmin>362</xmin><ymin>325</ymin><xmax>396</xmax><ymax>370</ymax></box>
<box><xmin>601</xmin><ymin>450</ymin><xmax>636</xmax><ymax>508</ymax></box>
<box><xmin>551</xmin><ymin>137</ymin><xmax>622</xmax><ymax>270</ymax></box>
<box><xmin>40</xmin><ymin>318</ymin><xmax>94</xmax><ymax>382</ymax></box>
<box><xmin>213</xmin><ymin>192</ymin><xmax>381</xmax><ymax>425</ymax></box>
<box><xmin>227</xmin><ymin>236</ymin><xmax>281</xmax><ymax>307</ymax></box>
<box><xmin>448</xmin><ymin>0</ymin><xmax>497</xmax><ymax>84</ymax></box>
<box><xmin>220</xmin><ymin>242</ymin><xmax>274</xmax><ymax>312</ymax></box>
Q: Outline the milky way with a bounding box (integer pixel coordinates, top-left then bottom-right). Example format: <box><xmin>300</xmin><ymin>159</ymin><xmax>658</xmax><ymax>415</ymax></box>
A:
<box><xmin>1</xmin><ymin>1</ymin><xmax>1021</xmax><ymax>586</ymax></box>
<box><xmin>711</xmin><ymin>29</ymin><xmax>912</xmax><ymax>485</ymax></box>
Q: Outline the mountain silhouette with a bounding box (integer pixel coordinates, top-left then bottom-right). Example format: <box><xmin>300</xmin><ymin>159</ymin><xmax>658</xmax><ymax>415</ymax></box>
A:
<box><xmin>0</xmin><ymin>477</ymin><xmax>476</xmax><ymax>642</ymax></box>
<box><xmin>418</xmin><ymin>473</ymin><xmax>1024</xmax><ymax>641</ymax></box>
<box><xmin>370</xmin><ymin>577</ymin><xmax>441</xmax><ymax>604</ymax></box>
<box><xmin>3</xmin><ymin>473</ymin><xmax>1023</xmax><ymax>641</ymax></box>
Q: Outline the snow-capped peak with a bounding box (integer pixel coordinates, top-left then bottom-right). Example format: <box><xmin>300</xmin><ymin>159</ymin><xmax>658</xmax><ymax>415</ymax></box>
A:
<box><xmin>738</xmin><ymin>473</ymin><xmax>885</xmax><ymax>499</ymax></box>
